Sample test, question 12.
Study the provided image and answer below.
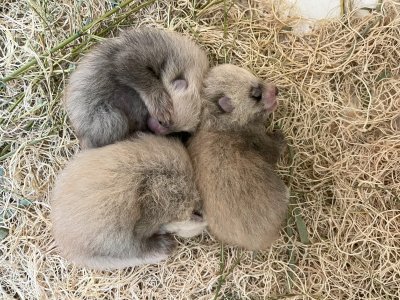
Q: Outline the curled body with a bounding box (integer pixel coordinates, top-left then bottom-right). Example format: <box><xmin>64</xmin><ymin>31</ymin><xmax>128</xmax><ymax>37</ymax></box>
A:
<box><xmin>64</xmin><ymin>27</ymin><xmax>209</xmax><ymax>148</ymax></box>
<box><xmin>51</xmin><ymin>134</ymin><xmax>206</xmax><ymax>270</ymax></box>
<box><xmin>188</xmin><ymin>64</ymin><xmax>289</xmax><ymax>250</ymax></box>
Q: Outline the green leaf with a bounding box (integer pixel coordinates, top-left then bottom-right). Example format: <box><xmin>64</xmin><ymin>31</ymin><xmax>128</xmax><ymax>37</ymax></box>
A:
<box><xmin>0</xmin><ymin>227</ymin><xmax>9</xmax><ymax>241</ymax></box>
<box><xmin>285</xmin><ymin>217</ymin><xmax>297</xmax><ymax>290</ymax></box>
<box><xmin>294</xmin><ymin>207</ymin><xmax>310</xmax><ymax>245</ymax></box>
<box><xmin>17</xmin><ymin>198</ymin><xmax>33</xmax><ymax>207</ymax></box>
<box><xmin>376</xmin><ymin>70</ymin><xmax>392</xmax><ymax>82</ymax></box>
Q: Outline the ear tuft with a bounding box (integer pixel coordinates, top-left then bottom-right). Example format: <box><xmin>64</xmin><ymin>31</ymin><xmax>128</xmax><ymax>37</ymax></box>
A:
<box><xmin>218</xmin><ymin>96</ymin><xmax>234</xmax><ymax>113</ymax></box>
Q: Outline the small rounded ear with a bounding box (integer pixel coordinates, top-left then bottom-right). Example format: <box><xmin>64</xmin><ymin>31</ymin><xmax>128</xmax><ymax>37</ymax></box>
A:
<box><xmin>172</xmin><ymin>79</ymin><xmax>188</xmax><ymax>90</ymax></box>
<box><xmin>218</xmin><ymin>96</ymin><xmax>234</xmax><ymax>113</ymax></box>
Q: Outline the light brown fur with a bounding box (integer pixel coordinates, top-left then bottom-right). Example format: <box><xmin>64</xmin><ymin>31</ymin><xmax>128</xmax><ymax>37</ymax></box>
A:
<box><xmin>188</xmin><ymin>64</ymin><xmax>289</xmax><ymax>250</ymax></box>
<box><xmin>51</xmin><ymin>134</ymin><xmax>206</xmax><ymax>270</ymax></box>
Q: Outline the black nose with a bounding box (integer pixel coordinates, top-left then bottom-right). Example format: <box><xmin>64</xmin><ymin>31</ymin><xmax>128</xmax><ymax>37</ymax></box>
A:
<box><xmin>275</xmin><ymin>86</ymin><xmax>279</xmax><ymax>96</ymax></box>
<box><xmin>251</xmin><ymin>85</ymin><xmax>263</xmax><ymax>101</ymax></box>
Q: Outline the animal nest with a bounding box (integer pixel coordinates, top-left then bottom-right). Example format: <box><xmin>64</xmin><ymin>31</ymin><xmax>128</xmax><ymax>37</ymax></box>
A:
<box><xmin>0</xmin><ymin>0</ymin><xmax>399</xmax><ymax>299</ymax></box>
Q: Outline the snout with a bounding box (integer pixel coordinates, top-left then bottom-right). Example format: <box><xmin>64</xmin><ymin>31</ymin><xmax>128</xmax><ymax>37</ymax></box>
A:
<box><xmin>147</xmin><ymin>117</ymin><xmax>170</xmax><ymax>135</ymax></box>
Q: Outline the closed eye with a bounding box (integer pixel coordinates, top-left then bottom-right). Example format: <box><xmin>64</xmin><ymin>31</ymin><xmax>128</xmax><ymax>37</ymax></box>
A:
<box><xmin>250</xmin><ymin>85</ymin><xmax>263</xmax><ymax>102</ymax></box>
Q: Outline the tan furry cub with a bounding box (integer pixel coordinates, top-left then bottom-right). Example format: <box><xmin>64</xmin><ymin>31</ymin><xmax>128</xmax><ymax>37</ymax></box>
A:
<box><xmin>188</xmin><ymin>64</ymin><xmax>289</xmax><ymax>250</ymax></box>
<box><xmin>51</xmin><ymin>134</ymin><xmax>206</xmax><ymax>270</ymax></box>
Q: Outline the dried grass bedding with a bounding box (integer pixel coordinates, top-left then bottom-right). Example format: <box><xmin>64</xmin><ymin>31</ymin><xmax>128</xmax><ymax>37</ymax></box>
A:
<box><xmin>0</xmin><ymin>0</ymin><xmax>399</xmax><ymax>299</ymax></box>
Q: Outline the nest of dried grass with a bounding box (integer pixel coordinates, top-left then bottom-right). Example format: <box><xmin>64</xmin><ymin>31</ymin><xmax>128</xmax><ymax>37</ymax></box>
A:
<box><xmin>1</xmin><ymin>0</ymin><xmax>399</xmax><ymax>299</ymax></box>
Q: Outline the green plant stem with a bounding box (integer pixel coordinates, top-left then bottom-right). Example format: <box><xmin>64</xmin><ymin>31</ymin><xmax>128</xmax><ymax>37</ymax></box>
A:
<box><xmin>0</xmin><ymin>0</ymin><xmax>155</xmax><ymax>83</ymax></box>
<box><xmin>213</xmin><ymin>248</ymin><xmax>242</xmax><ymax>300</ymax></box>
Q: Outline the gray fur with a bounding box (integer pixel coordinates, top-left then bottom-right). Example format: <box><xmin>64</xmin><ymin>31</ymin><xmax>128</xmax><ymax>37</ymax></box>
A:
<box><xmin>64</xmin><ymin>27</ymin><xmax>209</xmax><ymax>148</ymax></box>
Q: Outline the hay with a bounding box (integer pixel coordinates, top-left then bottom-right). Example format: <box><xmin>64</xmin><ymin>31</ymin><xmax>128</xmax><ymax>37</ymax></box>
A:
<box><xmin>1</xmin><ymin>0</ymin><xmax>399</xmax><ymax>299</ymax></box>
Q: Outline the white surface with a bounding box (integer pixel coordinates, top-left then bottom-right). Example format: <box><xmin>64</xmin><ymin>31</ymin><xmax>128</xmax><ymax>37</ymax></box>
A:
<box><xmin>279</xmin><ymin>0</ymin><xmax>379</xmax><ymax>34</ymax></box>
<box><xmin>285</xmin><ymin>0</ymin><xmax>341</xmax><ymax>20</ymax></box>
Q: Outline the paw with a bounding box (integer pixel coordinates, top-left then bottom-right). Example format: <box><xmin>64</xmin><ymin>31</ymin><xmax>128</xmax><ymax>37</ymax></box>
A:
<box><xmin>176</xmin><ymin>220</ymin><xmax>207</xmax><ymax>238</ymax></box>
<box><xmin>148</xmin><ymin>90</ymin><xmax>173</xmax><ymax>129</ymax></box>
<box><xmin>159</xmin><ymin>216</ymin><xmax>207</xmax><ymax>239</ymax></box>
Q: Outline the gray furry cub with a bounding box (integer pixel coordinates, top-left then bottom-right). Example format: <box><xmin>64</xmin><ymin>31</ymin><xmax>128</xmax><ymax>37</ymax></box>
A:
<box><xmin>64</xmin><ymin>27</ymin><xmax>209</xmax><ymax>148</ymax></box>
